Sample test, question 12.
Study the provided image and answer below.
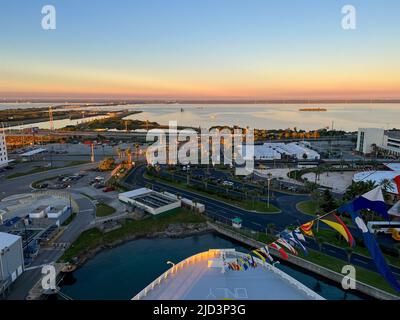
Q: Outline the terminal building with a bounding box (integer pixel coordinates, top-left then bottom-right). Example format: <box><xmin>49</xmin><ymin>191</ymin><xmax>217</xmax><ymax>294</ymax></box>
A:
<box><xmin>119</xmin><ymin>188</ymin><xmax>181</xmax><ymax>215</ymax></box>
<box><xmin>356</xmin><ymin>128</ymin><xmax>400</xmax><ymax>157</ymax></box>
<box><xmin>0</xmin><ymin>131</ymin><xmax>8</xmax><ymax>168</ymax></box>
<box><xmin>241</xmin><ymin>142</ymin><xmax>320</xmax><ymax>161</ymax></box>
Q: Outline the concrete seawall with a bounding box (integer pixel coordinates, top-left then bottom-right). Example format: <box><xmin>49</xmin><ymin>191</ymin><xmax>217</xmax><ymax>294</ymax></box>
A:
<box><xmin>208</xmin><ymin>222</ymin><xmax>399</xmax><ymax>300</ymax></box>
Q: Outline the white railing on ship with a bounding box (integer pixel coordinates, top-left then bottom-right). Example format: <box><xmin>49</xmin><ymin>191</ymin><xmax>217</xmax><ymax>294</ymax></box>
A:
<box><xmin>132</xmin><ymin>249</ymin><xmax>324</xmax><ymax>301</ymax></box>
<box><xmin>233</xmin><ymin>251</ymin><xmax>324</xmax><ymax>300</ymax></box>
<box><xmin>132</xmin><ymin>249</ymin><xmax>220</xmax><ymax>300</ymax></box>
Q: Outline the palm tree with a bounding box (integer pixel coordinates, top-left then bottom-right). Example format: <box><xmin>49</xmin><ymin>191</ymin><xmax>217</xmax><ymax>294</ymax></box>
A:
<box><xmin>125</xmin><ymin>147</ymin><xmax>132</xmax><ymax>165</ymax></box>
<box><xmin>135</xmin><ymin>143</ymin><xmax>140</xmax><ymax>161</ymax></box>
<box><xmin>381</xmin><ymin>178</ymin><xmax>395</xmax><ymax>195</ymax></box>
<box><xmin>267</xmin><ymin>223</ymin><xmax>276</xmax><ymax>235</ymax></box>
<box><xmin>116</xmin><ymin>147</ymin><xmax>122</xmax><ymax>159</ymax></box>
<box><xmin>344</xmin><ymin>181</ymin><xmax>376</xmax><ymax>201</ymax></box>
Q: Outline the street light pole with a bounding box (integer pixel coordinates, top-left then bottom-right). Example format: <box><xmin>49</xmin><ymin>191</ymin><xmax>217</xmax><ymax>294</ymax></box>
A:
<box><xmin>267</xmin><ymin>173</ymin><xmax>272</xmax><ymax>208</ymax></box>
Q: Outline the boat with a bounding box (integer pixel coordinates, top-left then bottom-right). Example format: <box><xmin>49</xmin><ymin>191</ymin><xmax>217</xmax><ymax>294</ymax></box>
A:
<box><xmin>133</xmin><ymin>249</ymin><xmax>324</xmax><ymax>300</ymax></box>
<box><xmin>299</xmin><ymin>107</ymin><xmax>327</xmax><ymax>112</ymax></box>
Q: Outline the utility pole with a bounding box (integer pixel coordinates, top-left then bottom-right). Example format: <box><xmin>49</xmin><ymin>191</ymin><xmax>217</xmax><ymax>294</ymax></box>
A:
<box><xmin>90</xmin><ymin>143</ymin><xmax>95</xmax><ymax>163</ymax></box>
<box><xmin>49</xmin><ymin>106</ymin><xmax>54</xmax><ymax>131</ymax></box>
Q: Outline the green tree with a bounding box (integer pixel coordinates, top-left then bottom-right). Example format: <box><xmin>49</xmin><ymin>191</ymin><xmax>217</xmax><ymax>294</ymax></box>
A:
<box><xmin>344</xmin><ymin>181</ymin><xmax>376</xmax><ymax>201</ymax></box>
<box><xmin>267</xmin><ymin>223</ymin><xmax>276</xmax><ymax>235</ymax></box>
<box><xmin>320</xmin><ymin>189</ymin><xmax>337</xmax><ymax>213</ymax></box>
<box><xmin>98</xmin><ymin>157</ymin><xmax>115</xmax><ymax>171</ymax></box>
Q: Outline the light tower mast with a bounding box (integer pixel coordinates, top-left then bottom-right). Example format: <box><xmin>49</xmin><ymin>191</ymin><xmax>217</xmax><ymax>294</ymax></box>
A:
<box><xmin>49</xmin><ymin>106</ymin><xmax>54</xmax><ymax>131</ymax></box>
<box><xmin>90</xmin><ymin>143</ymin><xmax>95</xmax><ymax>163</ymax></box>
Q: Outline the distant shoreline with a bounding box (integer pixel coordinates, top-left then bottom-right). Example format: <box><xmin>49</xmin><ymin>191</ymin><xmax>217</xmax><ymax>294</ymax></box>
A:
<box><xmin>2</xmin><ymin>99</ymin><xmax>400</xmax><ymax>104</ymax></box>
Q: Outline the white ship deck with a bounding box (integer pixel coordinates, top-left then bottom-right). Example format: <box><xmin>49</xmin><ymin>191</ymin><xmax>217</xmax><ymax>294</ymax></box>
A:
<box><xmin>133</xmin><ymin>249</ymin><xmax>324</xmax><ymax>300</ymax></box>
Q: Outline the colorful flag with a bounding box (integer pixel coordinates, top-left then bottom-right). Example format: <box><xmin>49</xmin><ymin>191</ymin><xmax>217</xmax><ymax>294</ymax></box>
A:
<box><xmin>277</xmin><ymin>238</ymin><xmax>298</xmax><ymax>255</ymax></box>
<box><xmin>260</xmin><ymin>246</ymin><xmax>274</xmax><ymax>263</ymax></box>
<box><xmin>300</xmin><ymin>221</ymin><xmax>314</xmax><ymax>237</ymax></box>
<box><xmin>352</xmin><ymin>186</ymin><xmax>389</xmax><ymax>220</ymax></box>
<box><xmin>339</xmin><ymin>202</ymin><xmax>400</xmax><ymax>292</ymax></box>
<box><xmin>320</xmin><ymin>213</ymin><xmax>355</xmax><ymax>247</ymax></box>
<box><xmin>394</xmin><ymin>176</ymin><xmax>400</xmax><ymax>195</ymax></box>
<box><xmin>252</xmin><ymin>249</ymin><xmax>266</xmax><ymax>263</ymax></box>
<box><xmin>269</xmin><ymin>242</ymin><xmax>289</xmax><ymax>260</ymax></box>
<box><xmin>238</xmin><ymin>258</ymin><xmax>249</xmax><ymax>270</ymax></box>
<box><xmin>247</xmin><ymin>254</ymin><xmax>257</xmax><ymax>268</ymax></box>
<box><xmin>293</xmin><ymin>228</ymin><xmax>306</xmax><ymax>242</ymax></box>
<box><xmin>283</xmin><ymin>231</ymin><xmax>308</xmax><ymax>256</ymax></box>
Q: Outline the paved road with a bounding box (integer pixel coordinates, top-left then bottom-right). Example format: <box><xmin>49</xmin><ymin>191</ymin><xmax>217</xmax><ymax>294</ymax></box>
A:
<box><xmin>5</xmin><ymin>193</ymin><xmax>95</xmax><ymax>300</ymax></box>
<box><xmin>126</xmin><ymin>165</ymin><xmax>312</xmax><ymax>231</ymax></box>
<box><xmin>1</xmin><ymin>163</ymin><xmax>97</xmax><ymax>299</ymax></box>
<box><xmin>0</xmin><ymin>162</ymin><xmax>98</xmax><ymax>200</ymax></box>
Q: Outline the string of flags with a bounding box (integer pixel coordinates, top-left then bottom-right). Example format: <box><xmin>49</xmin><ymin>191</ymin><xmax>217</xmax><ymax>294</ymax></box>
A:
<box><xmin>224</xmin><ymin>178</ymin><xmax>400</xmax><ymax>293</ymax></box>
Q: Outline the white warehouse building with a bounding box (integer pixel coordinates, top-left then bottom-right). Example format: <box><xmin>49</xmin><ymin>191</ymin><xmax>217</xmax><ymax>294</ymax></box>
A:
<box><xmin>0</xmin><ymin>232</ymin><xmax>24</xmax><ymax>292</ymax></box>
<box><xmin>119</xmin><ymin>188</ymin><xmax>181</xmax><ymax>215</ymax></box>
<box><xmin>0</xmin><ymin>131</ymin><xmax>8</xmax><ymax>168</ymax></box>
<box><xmin>240</xmin><ymin>142</ymin><xmax>320</xmax><ymax>161</ymax></box>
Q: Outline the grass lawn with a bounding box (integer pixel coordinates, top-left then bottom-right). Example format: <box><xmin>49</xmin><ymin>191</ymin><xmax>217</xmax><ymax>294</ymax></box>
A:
<box><xmin>60</xmin><ymin>208</ymin><xmax>206</xmax><ymax>262</ymax></box>
<box><xmin>214</xmin><ymin>223</ymin><xmax>400</xmax><ymax>296</ymax></box>
<box><xmin>145</xmin><ymin>173</ymin><xmax>280</xmax><ymax>214</ymax></box>
<box><xmin>31</xmin><ymin>175</ymin><xmax>58</xmax><ymax>188</ymax></box>
<box><xmin>315</xmin><ymin>229</ymin><xmax>400</xmax><ymax>268</ymax></box>
<box><xmin>296</xmin><ymin>200</ymin><xmax>319</xmax><ymax>215</ymax></box>
<box><xmin>7</xmin><ymin>166</ymin><xmax>57</xmax><ymax>179</ymax></box>
<box><xmin>300</xmin><ymin>249</ymin><xmax>400</xmax><ymax>297</ymax></box>
<box><xmin>96</xmin><ymin>203</ymin><xmax>116</xmax><ymax>217</ymax></box>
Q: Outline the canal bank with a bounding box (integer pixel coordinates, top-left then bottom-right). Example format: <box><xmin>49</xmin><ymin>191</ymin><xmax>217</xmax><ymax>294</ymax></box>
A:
<box><xmin>209</xmin><ymin>222</ymin><xmax>399</xmax><ymax>300</ymax></box>
<box><xmin>59</xmin><ymin>233</ymin><xmax>367</xmax><ymax>300</ymax></box>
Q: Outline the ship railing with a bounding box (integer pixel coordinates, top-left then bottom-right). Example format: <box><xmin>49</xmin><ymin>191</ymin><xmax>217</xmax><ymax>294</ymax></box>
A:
<box><xmin>132</xmin><ymin>249</ymin><xmax>221</xmax><ymax>300</ymax></box>
<box><xmin>233</xmin><ymin>251</ymin><xmax>324</xmax><ymax>300</ymax></box>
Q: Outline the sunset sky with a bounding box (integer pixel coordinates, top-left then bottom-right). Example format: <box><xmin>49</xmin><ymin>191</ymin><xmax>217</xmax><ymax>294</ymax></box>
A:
<box><xmin>1</xmin><ymin>0</ymin><xmax>400</xmax><ymax>100</ymax></box>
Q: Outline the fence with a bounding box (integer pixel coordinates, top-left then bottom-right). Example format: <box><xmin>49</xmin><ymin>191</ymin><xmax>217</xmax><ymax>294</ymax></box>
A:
<box><xmin>132</xmin><ymin>248</ymin><xmax>323</xmax><ymax>300</ymax></box>
<box><xmin>132</xmin><ymin>249</ymin><xmax>220</xmax><ymax>300</ymax></box>
<box><xmin>31</xmin><ymin>190</ymin><xmax>79</xmax><ymax>213</ymax></box>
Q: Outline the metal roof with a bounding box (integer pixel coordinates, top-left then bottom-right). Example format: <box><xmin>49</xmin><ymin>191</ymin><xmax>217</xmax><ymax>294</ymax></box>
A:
<box><xmin>0</xmin><ymin>232</ymin><xmax>21</xmax><ymax>251</ymax></box>
<box><xmin>20</xmin><ymin>148</ymin><xmax>47</xmax><ymax>157</ymax></box>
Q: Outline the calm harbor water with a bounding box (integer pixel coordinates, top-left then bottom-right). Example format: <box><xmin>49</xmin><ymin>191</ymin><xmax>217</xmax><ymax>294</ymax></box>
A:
<box><xmin>1</xmin><ymin>103</ymin><xmax>399</xmax><ymax>131</ymax></box>
<box><xmin>60</xmin><ymin>233</ymin><xmax>366</xmax><ymax>300</ymax></box>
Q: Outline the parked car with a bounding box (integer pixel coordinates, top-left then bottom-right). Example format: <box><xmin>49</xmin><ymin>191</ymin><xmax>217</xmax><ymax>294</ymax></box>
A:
<box><xmin>102</xmin><ymin>187</ymin><xmax>115</xmax><ymax>192</ymax></box>
<box><xmin>222</xmin><ymin>180</ymin><xmax>234</xmax><ymax>187</ymax></box>
<box><xmin>93</xmin><ymin>182</ymin><xmax>105</xmax><ymax>189</ymax></box>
